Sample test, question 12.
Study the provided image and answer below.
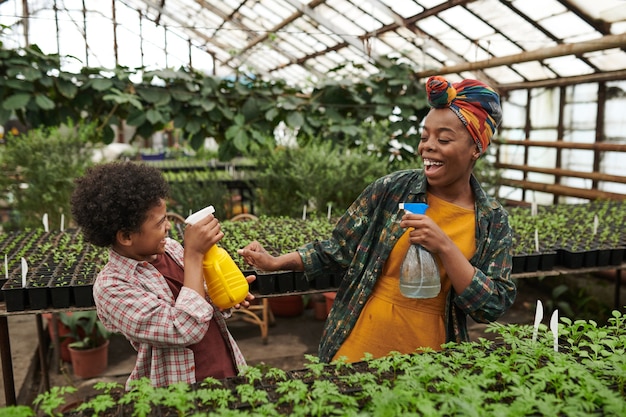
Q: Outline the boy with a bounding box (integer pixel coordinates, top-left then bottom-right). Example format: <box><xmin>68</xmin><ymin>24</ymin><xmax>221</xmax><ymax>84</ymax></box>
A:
<box><xmin>71</xmin><ymin>161</ymin><xmax>254</xmax><ymax>388</ymax></box>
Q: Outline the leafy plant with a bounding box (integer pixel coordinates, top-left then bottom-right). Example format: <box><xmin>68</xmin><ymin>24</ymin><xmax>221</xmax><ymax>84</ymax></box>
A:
<box><xmin>59</xmin><ymin>310</ymin><xmax>111</xmax><ymax>350</ymax></box>
<box><xmin>0</xmin><ymin>120</ymin><xmax>96</xmax><ymax>230</ymax></box>
<box><xmin>253</xmin><ymin>141</ymin><xmax>391</xmax><ymax>217</ymax></box>
<box><xmin>32</xmin><ymin>385</ymin><xmax>77</xmax><ymax>417</ymax></box>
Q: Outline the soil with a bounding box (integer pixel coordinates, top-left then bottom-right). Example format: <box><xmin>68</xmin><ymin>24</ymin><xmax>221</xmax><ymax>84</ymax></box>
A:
<box><xmin>2</xmin><ymin>274</ymin><xmax>623</xmax><ymax>409</ymax></box>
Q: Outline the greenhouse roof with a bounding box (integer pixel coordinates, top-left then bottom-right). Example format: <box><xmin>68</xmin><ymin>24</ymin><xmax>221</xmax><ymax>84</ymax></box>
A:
<box><xmin>118</xmin><ymin>0</ymin><xmax>626</xmax><ymax>89</ymax></box>
<box><xmin>1</xmin><ymin>0</ymin><xmax>626</xmax><ymax>89</ymax></box>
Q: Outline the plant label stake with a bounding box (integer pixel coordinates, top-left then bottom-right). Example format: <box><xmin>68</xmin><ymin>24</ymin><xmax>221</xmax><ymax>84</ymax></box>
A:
<box><xmin>302</xmin><ymin>204</ymin><xmax>307</xmax><ymax>221</ymax></box>
<box><xmin>60</xmin><ymin>213</ymin><xmax>65</xmax><ymax>231</ymax></box>
<box><xmin>535</xmin><ymin>228</ymin><xmax>539</xmax><ymax>253</ymax></box>
<box><xmin>550</xmin><ymin>309</ymin><xmax>559</xmax><ymax>352</ymax></box>
<box><xmin>4</xmin><ymin>254</ymin><xmax>7</xmax><ymax>280</ymax></box>
<box><xmin>21</xmin><ymin>257</ymin><xmax>28</xmax><ymax>287</ymax></box>
<box><xmin>327</xmin><ymin>203</ymin><xmax>332</xmax><ymax>220</ymax></box>
<box><xmin>42</xmin><ymin>213</ymin><xmax>49</xmax><ymax>232</ymax></box>
<box><xmin>532</xmin><ymin>299</ymin><xmax>543</xmax><ymax>342</ymax></box>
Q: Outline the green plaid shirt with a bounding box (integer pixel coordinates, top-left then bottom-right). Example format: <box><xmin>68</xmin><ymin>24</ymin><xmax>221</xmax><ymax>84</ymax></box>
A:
<box><xmin>297</xmin><ymin>169</ymin><xmax>516</xmax><ymax>362</ymax></box>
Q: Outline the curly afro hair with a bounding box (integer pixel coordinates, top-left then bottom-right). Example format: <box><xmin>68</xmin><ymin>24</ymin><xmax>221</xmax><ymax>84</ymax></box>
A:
<box><xmin>71</xmin><ymin>161</ymin><xmax>169</xmax><ymax>247</ymax></box>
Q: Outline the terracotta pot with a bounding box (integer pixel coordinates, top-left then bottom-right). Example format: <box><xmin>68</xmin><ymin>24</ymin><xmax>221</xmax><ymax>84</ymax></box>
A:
<box><xmin>43</xmin><ymin>313</ymin><xmax>74</xmax><ymax>363</ymax></box>
<box><xmin>68</xmin><ymin>339</ymin><xmax>109</xmax><ymax>379</ymax></box>
<box><xmin>323</xmin><ymin>292</ymin><xmax>337</xmax><ymax>315</ymax></box>
<box><xmin>312</xmin><ymin>298</ymin><xmax>328</xmax><ymax>321</ymax></box>
<box><xmin>268</xmin><ymin>295</ymin><xmax>304</xmax><ymax>317</ymax></box>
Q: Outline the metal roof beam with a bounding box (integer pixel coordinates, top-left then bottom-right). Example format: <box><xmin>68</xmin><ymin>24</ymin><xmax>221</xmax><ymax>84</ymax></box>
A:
<box><xmin>223</xmin><ymin>0</ymin><xmax>325</xmax><ymax>65</ymax></box>
<box><xmin>267</xmin><ymin>0</ymin><xmax>476</xmax><ymax>76</ymax></box>
<box><xmin>415</xmin><ymin>32</ymin><xmax>626</xmax><ymax>80</ymax></box>
<box><xmin>498</xmin><ymin>69</ymin><xmax>626</xmax><ymax>92</ymax></box>
<box><xmin>281</xmin><ymin>0</ymin><xmax>379</xmax><ymax>60</ymax></box>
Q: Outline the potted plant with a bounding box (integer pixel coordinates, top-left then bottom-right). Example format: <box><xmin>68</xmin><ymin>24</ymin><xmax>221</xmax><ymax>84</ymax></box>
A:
<box><xmin>60</xmin><ymin>311</ymin><xmax>112</xmax><ymax>379</ymax></box>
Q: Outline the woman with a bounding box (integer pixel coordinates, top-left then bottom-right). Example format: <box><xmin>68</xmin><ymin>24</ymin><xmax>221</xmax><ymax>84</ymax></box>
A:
<box><xmin>238</xmin><ymin>75</ymin><xmax>516</xmax><ymax>363</ymax></box>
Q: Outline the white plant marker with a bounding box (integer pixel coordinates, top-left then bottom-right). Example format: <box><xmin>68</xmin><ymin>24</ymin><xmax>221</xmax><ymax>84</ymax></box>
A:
<box><xmin>532</xmin><ymin>299</ymin><xmax>543</xmax><ymax>342</ymax></box>
<box><xmin>302</xmin><ymin>204</ymin><xmax>307</xmax><ymax>221</ymax></box>
<box><xmin>550</xmin><ymin>309</ymin><xmax>559</xmax><ymax>352</ymax></box>
<box><xmin>327</xmin><ymin>203</ymin><xmax>332</xmax><ymax>220</ymax></box>
<box><xmin>42</xmin><ymin>213</ymin><xmax>49</xmax><ymax>232</ymax></box>
<box><xmin>21</xmin><ymin>257</ymin><xmax>27</xmax><ymax>287</ymax></box>
<box><xmin>535</xmin><ymin>228</ymin><xmax>539</xmax><ymax>253</ymax></box>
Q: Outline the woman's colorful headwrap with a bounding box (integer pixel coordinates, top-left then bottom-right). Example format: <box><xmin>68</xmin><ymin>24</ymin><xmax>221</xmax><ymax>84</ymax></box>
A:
<box><xmin>425</xmin><ymin>75</ymin><xmax>502</xmax><ymax>154</ymax></box>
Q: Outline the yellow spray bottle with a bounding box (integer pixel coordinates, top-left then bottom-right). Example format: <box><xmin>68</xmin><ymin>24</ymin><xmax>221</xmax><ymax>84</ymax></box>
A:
<box><xmin>185</xmin><ymin>206</ymin><xmax>249</xmax><ymax>309</ymax></box>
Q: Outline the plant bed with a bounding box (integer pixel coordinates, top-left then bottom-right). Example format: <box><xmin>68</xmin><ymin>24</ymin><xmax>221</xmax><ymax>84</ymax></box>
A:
<box><xmin>11</xmin><ymin>309</ymin><xmax>626</xmax><ymax>416</ymax></box>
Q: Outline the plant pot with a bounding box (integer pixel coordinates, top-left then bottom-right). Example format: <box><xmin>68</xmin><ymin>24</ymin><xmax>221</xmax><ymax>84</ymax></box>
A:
<box><xmin>324</xmin><ymin>292</ymin><xmax>336</xmax><ymax>316</ymax></box>
<box><xmin>255</xmin><ymin>272</ymin><xmax>277</xmax><ymax>295</ymax></box>
<box><xmin>68</xmin><ymin>339</ymin><xmax>109</xmax><ymax>379</ymax></box>
<box><xmin>0</xmin><ymin>278</ymin><xmax>8</xmax><ymax>302</ymax></box>
<box><xmin>583</xmin><ymin>249</ymin><xmax>598</xmax><ymax>268</ymax></box>
<box><xmin>294</xmin><ymin>271</ymin><xmax>310</xmax><ymax>292</ymax></box>
<box><xmin>511</xmin><ymin>254</ymin><xmax>525</xmax><ymax>274</ymax></box>
<box><xmin>268</xmin><ymin>295</ymin><xmax>304</xmax><ymax>317</ymax></box>
<box><xmin>27</xmin><ymin>276</ymin><xmax>52</xmax><ymax>310</ymax></box>
<box><xmin>539</xmin><ymin>251</ymin><xmax>557</xmax><ymax>271</ymax></box>
<box><xmin>70</xmin><ymin>279</ymin><xmax>95</xmax><ymax>307</ymax></box>
<box><xmin>559</xmin><ymin>249</ymin><xmax>584</xmax><ymax>269</ymax></box>
<box><xmin>2</xmin><ymin>279</ymin><xmax>27</xmax><ymax>312</ymax></box>
<box><xmin>275</xmin><ymin>271</ymin><xmax>295</xmax><ymax>293</ymax></box>
<box><xmin>609</xmin><ymin>247</ymin><xmax>624</xmax><ymax>266</ymax></box>
<box><xmin>596</xmin><ymin>248</ymin><xmax>611</xmax><ymax>267</ymax></box>
<box><xmin>524</xmin><ymin>253</ymin><xmax>540</xmax><ymax>273</ymax></box>
<box><xmin>43</xmin><ymin>313</ymin><xmax>75</xmax><ymax>363</ymax></box>
<box><xmin>313</xmin><ymin>275</ymin><xmax>331</xmax><ymax>290</ymax></box>
<box><xmin>311</xmin><ymin>295</ymin><xmax>328</xmax><ymax>321</ymax></box>
<box><xmin>49</xmin><ymin>276</ymin><xmax>72</xmax><ymax>308</ymax></box>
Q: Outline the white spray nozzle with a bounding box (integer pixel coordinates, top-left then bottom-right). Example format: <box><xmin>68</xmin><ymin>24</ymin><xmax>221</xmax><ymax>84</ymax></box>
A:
<box><xmin>185</xmin><ymin>205</ymin><xmax>216</xmax><ymax>225</ymax></box>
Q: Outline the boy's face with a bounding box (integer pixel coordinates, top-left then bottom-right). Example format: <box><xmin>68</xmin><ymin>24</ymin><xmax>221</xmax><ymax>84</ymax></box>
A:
<box><xmin>125</xmin><ymin>199</ymin><xmax>171</xmax><ymax>262</ymax></box>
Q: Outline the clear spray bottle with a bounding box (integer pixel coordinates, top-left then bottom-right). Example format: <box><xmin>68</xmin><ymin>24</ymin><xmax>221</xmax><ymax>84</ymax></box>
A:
<box><xmin>398</xmin><ymin>203</ymin><xmax>441</xmax><ymax>299</ymax></box>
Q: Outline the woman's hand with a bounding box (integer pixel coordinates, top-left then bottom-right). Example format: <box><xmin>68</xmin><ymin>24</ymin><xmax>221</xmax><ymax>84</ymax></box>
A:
<box><xmin>400</xmin><ymin>213</ymin><xmax>451</xmax><ymax>255</ymax></box>
<box><xmin>237</xmin><ymin>241</ymin><xmax>278</xmax><ymax>271</ymax></box>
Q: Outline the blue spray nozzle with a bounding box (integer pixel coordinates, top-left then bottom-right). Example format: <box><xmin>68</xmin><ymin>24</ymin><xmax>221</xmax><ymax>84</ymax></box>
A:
<box><xmin>399</xmin><ymin>202</ymin><xmax>428</xmax><ymax>214</ymax></box>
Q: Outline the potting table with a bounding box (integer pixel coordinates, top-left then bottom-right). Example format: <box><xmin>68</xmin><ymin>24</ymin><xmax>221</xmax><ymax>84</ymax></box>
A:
<box><xmin>0</xmin><ymin>304</ymin><xmax>94</xmax><ymax>406</ymax></box>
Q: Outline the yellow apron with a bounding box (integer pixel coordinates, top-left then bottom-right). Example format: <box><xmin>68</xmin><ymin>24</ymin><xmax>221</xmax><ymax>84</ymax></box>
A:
<box><xmin>333</xmin><ymin>193</ymin><xmax>476</xmax><ymax>362</ymax></box>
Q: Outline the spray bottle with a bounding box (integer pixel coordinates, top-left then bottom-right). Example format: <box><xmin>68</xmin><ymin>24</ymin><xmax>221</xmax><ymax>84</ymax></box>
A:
<box><xmin>185</xmin><ymin>206</ymin><xmax>249</xmax><ymax>309</ymax></box>
<box><xmin>398</xmin><ymin>202</ymin><xmax>441</xmax><ymax>298</ymax></box>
